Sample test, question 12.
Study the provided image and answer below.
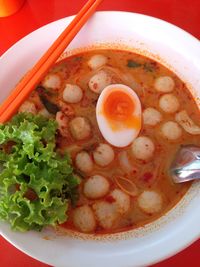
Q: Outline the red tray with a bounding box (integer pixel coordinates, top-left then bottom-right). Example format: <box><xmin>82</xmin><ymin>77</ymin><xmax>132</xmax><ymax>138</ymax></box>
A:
<box><xmin>0</xmin><ymin>1</ymin><xmax>199</xmax><ymax>266</ymax></box>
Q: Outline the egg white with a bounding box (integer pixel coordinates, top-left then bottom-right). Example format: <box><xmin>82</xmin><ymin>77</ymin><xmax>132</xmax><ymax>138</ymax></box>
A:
<box><xmin>96</xmin><ymin>84</ymin><xmax>142</xmax><ymax>147</ymax></box>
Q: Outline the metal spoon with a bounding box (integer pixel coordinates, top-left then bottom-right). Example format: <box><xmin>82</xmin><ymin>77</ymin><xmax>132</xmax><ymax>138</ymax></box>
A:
<box><xmin>170</xmin><ymin>145</ymin><xmax>200</xmax><ymax>183</ymax></box>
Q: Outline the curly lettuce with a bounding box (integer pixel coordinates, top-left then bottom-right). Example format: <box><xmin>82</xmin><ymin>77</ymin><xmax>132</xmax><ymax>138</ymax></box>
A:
<box><xmin>0</xmin><ymin>113</ymin><xmax>79</xmax><ymax>232</ymax></box>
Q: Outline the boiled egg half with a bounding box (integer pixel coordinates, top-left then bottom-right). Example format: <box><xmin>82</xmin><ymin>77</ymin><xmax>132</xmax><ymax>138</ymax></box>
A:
<box><xmin>96</xmin><ymin>84</ymin><xmax>142</xmax><ymax>147</ymax></box>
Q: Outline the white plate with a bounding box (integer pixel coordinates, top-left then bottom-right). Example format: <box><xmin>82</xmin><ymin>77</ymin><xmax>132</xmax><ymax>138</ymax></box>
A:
<box><xmin>0</xmin><ymin>11</ymin><xmax>200</xmax><ymax>267</ymax></box>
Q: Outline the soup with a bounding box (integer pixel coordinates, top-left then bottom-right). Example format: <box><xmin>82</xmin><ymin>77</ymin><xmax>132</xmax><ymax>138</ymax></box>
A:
<box><xmin>18</xmin><ymin>49</ymin><xmax>200</xmax><ymax>234</ymax></box>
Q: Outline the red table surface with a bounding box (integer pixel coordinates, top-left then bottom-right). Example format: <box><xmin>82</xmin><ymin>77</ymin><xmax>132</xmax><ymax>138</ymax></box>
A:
<box><xmin>0</xmin><ymin>0</ymin><xmax>199</xmax><ymax>266</ymax></box>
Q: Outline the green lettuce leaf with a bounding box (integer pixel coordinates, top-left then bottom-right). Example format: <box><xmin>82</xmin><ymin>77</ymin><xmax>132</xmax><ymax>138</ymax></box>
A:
<box><xmin>0</xmin><ymin>113</ymin><xmax>79</xmax><ymax>232</ymax></box>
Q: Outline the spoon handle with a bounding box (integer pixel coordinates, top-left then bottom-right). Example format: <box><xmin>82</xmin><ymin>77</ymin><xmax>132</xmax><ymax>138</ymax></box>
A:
<box><xmin>172</xmin><ymin>159</ymin><xmax>200</xmax><ymax>183</ymax></box>
<box><xmin>171</xmin><ymin>145</ymin><xmax>200</xmax><ymax>183</ymax></box>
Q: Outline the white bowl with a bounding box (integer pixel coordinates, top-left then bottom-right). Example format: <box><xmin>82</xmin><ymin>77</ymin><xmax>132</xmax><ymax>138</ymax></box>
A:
<box><xmin>0</xmin><ymin>11</ymin><xmax>200</xmax><ymax>267</ymax></box>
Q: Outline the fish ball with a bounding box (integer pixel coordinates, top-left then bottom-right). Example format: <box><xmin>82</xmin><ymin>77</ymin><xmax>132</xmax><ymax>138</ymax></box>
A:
<box><xmin>143</xmin><ymin>107</ymin><xmax>162</xmax><ymax>126</ymax></box>
<box><xmin>42</xmin><ymin>74</ymin><xmax>61</xmax><ymax>90</ymax></box>
<box><xmin>18</xmin><ymin>101</ymin><xmax>37</xmax><ymax>114</ymax></box>
<box><xmin>138</xmin><ymin>190</ymin><xmax>162</xmax><ymax>213</ymax></box>
<box><xmin>92</xmin><ymin>201</ymin><xmax>118</xmax><ymax>229</ymax></box>
<box><xmin>159</xmin><ymin>94</ymin><xmax>179</xmax><ymax>113</ymax></box>
<box><xmin>154</xmin><ymin>76</ymin><xmax>175</xmax><ymax>93</ymax></box>
<box><xmin>75</xmin><ymin>151</ymin><xmax>93</xmax><ymax>173</ymax></box>
<box><xmin>83</xmin><ymin>175</ymin><xmax>110</xmax><ymax>199</ymax></box>
<box><xmin>110</xmin><ymin>189</ymin><xmax>130</xmax><ymax>214</ymax></box>
<box><xmin>73</xmin><ymin>205</ymin><xmax>96</xmax><ymax>233</ymax></box>
<box><xmin>88</xmin><ymin>70</ymin><xmax>112</xmax><ymax>94</ymax></box>
<box><xmin>63</xmin><ymin>84</ymin><xmax>83</xmax><ymax>103</ymax></box>
<box><xmin>93</xmin><ymin>143</ymin><xmax>114</xmax><ymax>167</ymax></box>
<box><xmin>161</xmin><ymin>121</ymin><xmax>182</xmax><ymax>140</ymax></box>
<box><xmin>88</xmin><ymin>54</ymin><xmax>108</xmax><ymax>70</ymax></box>
<box><xmin>69</xmin><ymin>117</ymin><xmax>91</xmax><ymax>140</ymax></box>
<box><xmin>131</xmin><ymin>136</ymin><xmax>155</xmax><ymax>161</ymax></box>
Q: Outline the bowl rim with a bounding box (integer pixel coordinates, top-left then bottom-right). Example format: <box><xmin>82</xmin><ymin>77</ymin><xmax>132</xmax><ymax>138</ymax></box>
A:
<box><xmin>1</xmin><ymin>10</ymin><xmax>200</xmax><ymax>58</ymax></box>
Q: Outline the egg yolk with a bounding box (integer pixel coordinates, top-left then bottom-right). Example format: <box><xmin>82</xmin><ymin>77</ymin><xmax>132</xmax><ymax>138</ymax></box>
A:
<box><xmin>103</xmin><ymin>90</ymin><xmax>141</xmax><ymax>130</ymax></box>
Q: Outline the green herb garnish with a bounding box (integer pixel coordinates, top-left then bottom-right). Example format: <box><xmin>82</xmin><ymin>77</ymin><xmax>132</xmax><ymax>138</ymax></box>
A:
<box><xmin>39</xmin><ymin>94</ymin><xmax>60</xmax><ymax>114</ymax></box>
<box><xmin>0</xmin><ymin>113</ymin><xmax>79</xmax><ymax>232</ymax></box>
<box><xmin>127</xmin><ymin>60</ymin><xmax>158</xmax><ymax>73</ymax></box>
<box><xmin>143</xmin><ymin>62</ymin><xmax>157</xmax><ymax>72</ymax></box>
<box><xmin>73</xmin><ymin>56</ymin><xmax>82</xmax><ymax>61</ymax></box>
<box><xmin>127</xmin><ymin>60</ymin><xmax>142</xmax><ymax>68</ymax></box>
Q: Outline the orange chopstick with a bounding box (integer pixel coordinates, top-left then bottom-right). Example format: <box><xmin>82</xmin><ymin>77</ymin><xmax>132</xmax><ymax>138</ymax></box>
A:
<box><xmin>0</xmin><ymin>0</ymin><xmax>103</xmax><ymax>123</ymax></box>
